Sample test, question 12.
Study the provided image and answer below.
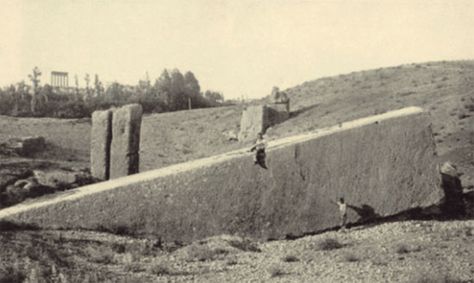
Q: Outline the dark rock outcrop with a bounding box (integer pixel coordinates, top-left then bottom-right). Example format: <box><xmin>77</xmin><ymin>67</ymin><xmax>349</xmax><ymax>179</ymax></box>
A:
<box><xmin>0</xmin><ymin>136</ymin><xmax>45</xmax><ymax>157</ymax></box>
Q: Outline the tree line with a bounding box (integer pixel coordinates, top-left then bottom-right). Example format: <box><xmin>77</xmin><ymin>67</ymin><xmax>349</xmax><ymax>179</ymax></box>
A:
<box><xmin>0</xmin><ymin>67</ymin><xmax>226</xmax><ymax>118</ymax></box>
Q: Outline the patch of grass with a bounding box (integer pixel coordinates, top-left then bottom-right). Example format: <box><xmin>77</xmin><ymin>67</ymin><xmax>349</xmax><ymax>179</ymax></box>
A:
<box><xmin>318</xmin><ymin>238</ymin><xmax>344</xmax><ymax>251</ymax></box>
<box><xmin>408</xmin><ymin>272</ymin><xmax>465</xmax><ymax>283</ymax></box>
<box><xmin>342</xmin><ymin>252</ymin><xmax>360</xmax><ymax>262</ymax></box>
<box><xmin>148</xmin><ymin>262</ymin><xmax>173</xmax><ymax>276</ymax></box>
<box><xmin>372</xmin><ymin>258</ymin><xmax>388</xmax><ymax>266</ymax></box>
<box><xmin>457</xmin><ymin>113</ymin><xmax>470</xmax><ymax>120</ymax></box>
<box><xmin>395</xmin><ymin>243</ymin><xmax>422</xmax><ymax>254</ymax></box>
<box><xmin>123</xmin><ymin>262</ymin><xmax>145</xmax><ymax>273</ymax></box>
<box><xmin>281</xmin><ymin>255</ymin><xmax>300</xmax><ymax>262</ymax></box>
<box><xmin>227</xmin><ymin>238</ymin><xmax>261</xmax><ymax>252</ymax></box>
<box><xmin>84</xmin><ymin>246</ymin><xmax>115</xmax><ymax>264</ymax></box>
<box><xmin>226</xmin><ymin>256</ymin><xmax>238</xmax><ymax>266</ymax></box>
<box><xmin>110</xmin><ymin>243</ymin><xmax>126</xmax><ymax>254</ymax></box>
<box><xmin>464</xmin><ymin>103</ymin><xmax>474</xmax><ymax>112</ymax></box>
<box><xmin>186</xmin><ymin>245</ymin><xmax>230</xmax><ymax>262</ymax></box>
<box><xmin>148</xmin><ymin>262</ymin><xmax>190</xmax><ymax>277</ymax></box>
<box><xmin>267</xmin><ymin>265</ymin><xmax>287</xmax><ymax>278</ymax></box>
<box><xmin>0</xmin><ymin>265</ymin><xmax>26</xmax><ymax>283</ymax></box>
<box><xmin>396</xmin><ymin>244</ymin><xmax>411</xmax><ymax>254</ymax></box>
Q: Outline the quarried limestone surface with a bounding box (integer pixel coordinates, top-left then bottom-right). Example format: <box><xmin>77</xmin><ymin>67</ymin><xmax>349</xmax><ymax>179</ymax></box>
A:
<box><xmin>90</xmin><ymin>110</ymin><xmax>112</xmax><ymax>180</ymax></box>
<box><xmin>238</xmin><ymin>105</ymin><xmax>266</xmax><ymax>142</ymax></box>
<box><xmin>109</xmin><ymin>104</ymin><xmax>143</xmax><ymax>179</ymax></box>
<box><xmin>0</xmin><ymin>107</ymin><xmax>443</xmax><ymax>244</ymax></box>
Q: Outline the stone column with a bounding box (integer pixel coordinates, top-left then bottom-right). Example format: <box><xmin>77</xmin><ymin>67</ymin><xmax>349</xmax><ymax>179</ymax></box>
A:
<box><xmin>90</xmin><ymin>109</ymin><xmax>113</xmax><ymax>180</ymax></box>
<box><xmin>110</xmin><ymin>104</ymin><xmax>143</xmax><ymax>179</ymax></box>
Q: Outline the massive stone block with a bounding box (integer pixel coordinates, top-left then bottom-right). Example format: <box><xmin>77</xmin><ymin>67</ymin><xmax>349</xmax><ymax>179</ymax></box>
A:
<box><xmin>238</xmin><ymin>104</ymin><xmax>289</xmax><ymax>142</ymax></box>
<box><xmin>0</xmin><ymin>107</ymin><xmax>443</xmax><ymax>244</ymax></box>
<box><xmin>90</xmin><ymin>110</ymin><xmax>112</xmax><ymax>180</ymax></box>
<box><xmin>110</xmin><ymin>104</ymin><xmax>143</xmax><ymax>179</ymax></box>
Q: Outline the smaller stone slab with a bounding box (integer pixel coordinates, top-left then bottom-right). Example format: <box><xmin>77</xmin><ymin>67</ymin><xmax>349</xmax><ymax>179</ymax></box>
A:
<box><xmin>109</xmin><ymin>104</ymin><xmax>143</xmax><ymax>179</ymax></box>
<box><xmin>90</xmin><ymin>109</ymin><xmax>113</xmax><ymax>180</ymax></box>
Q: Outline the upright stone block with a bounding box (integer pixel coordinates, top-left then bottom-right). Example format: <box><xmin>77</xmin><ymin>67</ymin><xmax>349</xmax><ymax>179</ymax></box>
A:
<box><xmin>110</xmin><ymin>104</ymin><xmax>143</xmax><ymax>179</ymax></box>
<box><xmin>90</xmin><ymin>110</ymin><xmax>112</xmax><ymax>180</ymax></box>
<box><xmin>238</xmin><ymin>105</ymin><xmax>266</xmax><ymax>142</ymax></box>
<box><xmin>238</xmin><ymin>104</ymin><xmax>290</xmax><ymax>142</ymax></box>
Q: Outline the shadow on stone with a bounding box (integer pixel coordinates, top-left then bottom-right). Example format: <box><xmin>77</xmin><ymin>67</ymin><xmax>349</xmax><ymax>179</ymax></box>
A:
<box><xmin>348</xmin><ymin>204</ymin><xmax>381</xmax><ymax>223</ymax></box>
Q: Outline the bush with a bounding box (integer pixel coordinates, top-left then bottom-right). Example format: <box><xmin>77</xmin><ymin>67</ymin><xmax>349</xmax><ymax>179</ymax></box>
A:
<box><xmin>395</xmin><ymin>244</ymin><xmax>411</xmax><ymax>254</ymax></box>
<box><xmin>457</xmin><ymin>113</ymin><xmax>470</xmax><ymax>120</ymax></box>
<box><xmin>0</xmin><ymin>266</ymin><xmax>26</xmax><ymax>283</ymax></box>
<box><xmin>318</xmin><ymin>238</ymin><xmax>344</xmax><ymax>251</ymax></box>
<box><xmin>465</xmin><ymin>103</ymin><xmax>474</xmax><ymax>112</ymax></box>
<box><xmin>84</xmin><ymin>246</ymin><xmax>115</xmax><ymax>264</ymax></box>
<box><xmin>148</xmin><ymin>262</ymin><xmax>189</xmax><ymax>276</ymax></box>
<box><xmin>342</xmin><ymin>252</ymin><xmax>359</xmax><ymax>262</ymax></box>
<box><xmin>408</xmin><ymin>272</ymin><xmax>465</xmax><ymax>283</ymax></box>
<box><xmin>267</xmin><ymin>265</ymin><xmax>287</xmax><ymax>278</ymax></box>
<box><xmin>149</xmin><ymin>262</ymin><xmax>172</xmax><ymax>276</ymax></box>
<box><xmin>123</xmin><ymin>262</ymin><xmax>144</xmax><ymax>273</ymax></box>
<box><xmin>395</xmin><ymin>243</ymin><xmax>422</xmax><ymax>254</ymax></box>
<box><xmin>281</xmin><ymin>255</ymin><xmax>300</xmax><ymax>262</ymax></box>
<box><xmin>227</xmin><ymin>238</ymin><xmax>261</xmax><ymax>252</ymax></box>
<box><xmin>186</xmin><ymin>245</ymin><xmax>229</xmax><ymax>262</ymax></box>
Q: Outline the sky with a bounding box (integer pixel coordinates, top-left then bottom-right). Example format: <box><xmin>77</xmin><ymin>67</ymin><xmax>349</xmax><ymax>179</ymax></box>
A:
<box><xmin>1</xmin><ymin>0</ymin><xmax>474</xmax><ymax>99</ymax></box>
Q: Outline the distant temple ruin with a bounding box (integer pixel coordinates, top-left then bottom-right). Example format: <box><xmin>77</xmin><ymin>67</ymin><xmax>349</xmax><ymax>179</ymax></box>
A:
<box><xmin>51</xmin><ymin>71</ymin><xmax>69</xmax><ymax>87</ymax></box>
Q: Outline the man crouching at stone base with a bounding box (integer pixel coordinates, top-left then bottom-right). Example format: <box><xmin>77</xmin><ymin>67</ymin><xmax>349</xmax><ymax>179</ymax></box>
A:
<box><xmin>250</xmin><ymin>132</ymin><xmax>268</xmax><ymax>169</ymax></box>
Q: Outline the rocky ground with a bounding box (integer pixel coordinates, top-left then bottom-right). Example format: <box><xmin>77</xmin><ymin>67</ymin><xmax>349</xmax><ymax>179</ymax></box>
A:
<box><xmin>0</xmin><ymin>219</ymin><xmax>473</xmax><ymax>282</ymax></box>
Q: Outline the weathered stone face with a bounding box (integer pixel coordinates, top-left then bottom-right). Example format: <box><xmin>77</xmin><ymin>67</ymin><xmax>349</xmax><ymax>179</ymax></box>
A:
<box><xmin>238</xmin><ymin>105</ymin><xmax>266</xmax><ymax>142</ymax></box>
<box><xmin>0</xmin><ymin>107</ymin><xmax>443</xmax><ymax>244</ymax></box>
<box><xmin>90</xmin><ymin>110</ymin><xmax>112</xmax><ymax>180</ymax></box>
<box><xmin>109</xmin><ymin>104</ymin><xmax>143</xmax><ymax>179</ymax></box>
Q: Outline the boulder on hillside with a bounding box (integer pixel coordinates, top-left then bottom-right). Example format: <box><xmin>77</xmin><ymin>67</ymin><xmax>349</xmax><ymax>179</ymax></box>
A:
<box><xmin>33</xmin><ymin>169</ymin><xmax>94</xmax><ymax>190</ymax></box>
<box><xmin>0</xmin><ymin>136</ymin><xmax>46</xmax><ymax>157</ymax></box>
<box><xmin>0</xmin><ymin>167</ymin><xmax>33</xmax><ymax>193</ymax></box>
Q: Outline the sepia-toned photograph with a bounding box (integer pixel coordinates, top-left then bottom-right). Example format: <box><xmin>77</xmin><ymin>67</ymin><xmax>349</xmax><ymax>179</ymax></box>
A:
<box><xmin>0</xmin><ymin>0</ymin><xmax>473</xmax><ymax>282</ymax></box>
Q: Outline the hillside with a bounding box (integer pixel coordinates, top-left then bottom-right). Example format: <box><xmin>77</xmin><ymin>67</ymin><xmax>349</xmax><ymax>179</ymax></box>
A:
<box><xmin>1</xmin><ymin>60</ymin><xmax>473</xmax><ymax>186</ymax></box>
<box><xmin>1</xmin><ymin>60</ymin><xmax>473</xmax><ymax>282</ymax></box>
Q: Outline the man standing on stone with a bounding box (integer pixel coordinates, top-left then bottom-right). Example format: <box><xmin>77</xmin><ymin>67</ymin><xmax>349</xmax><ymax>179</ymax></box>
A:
<box><xmin>250</xmin><ymin>132</ymin><xmax>267</xmax><ymax>169</ymax></box>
